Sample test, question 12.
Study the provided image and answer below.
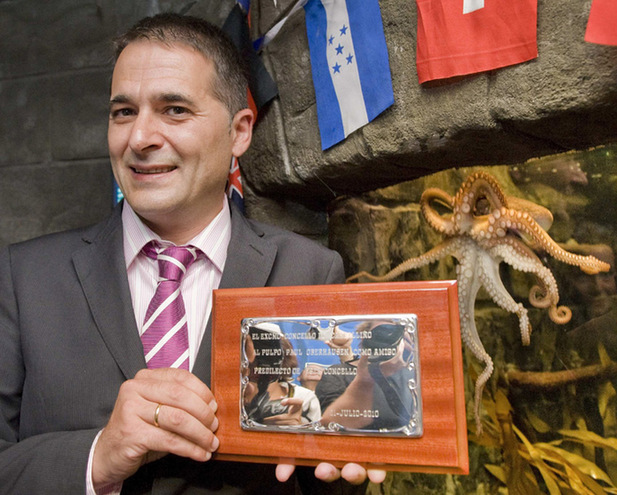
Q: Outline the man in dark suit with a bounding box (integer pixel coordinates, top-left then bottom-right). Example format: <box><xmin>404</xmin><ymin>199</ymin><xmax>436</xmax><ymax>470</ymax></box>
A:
<box><xmin>0</xmin><ymin>13</ymin><xmax>384</xmax><ymax>494</ymax></box>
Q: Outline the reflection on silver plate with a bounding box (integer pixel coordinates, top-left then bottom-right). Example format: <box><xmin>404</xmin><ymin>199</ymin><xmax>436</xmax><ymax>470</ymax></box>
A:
<box><xmin>240</xmin><ymin>315</ymin><xmax>422</xmax><ymax>437</ymax></box>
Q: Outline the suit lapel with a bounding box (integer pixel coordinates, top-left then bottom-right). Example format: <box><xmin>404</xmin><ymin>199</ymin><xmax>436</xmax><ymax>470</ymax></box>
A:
<box><xmin>72</xmin><ymin>203</ymin><xmax>277</xmax><ymax>384</ymax></box>
<box><xmin>218</xmin><ymin>212</ymin><xmax>277</xmax><ymax>291</ymax></box>
<box><xmin>72</xmin><ymin>207</ymin><xmax>146</xmax><ymax>380</ymax></box>
<box><xmin>191</xmin><ymin>204</ymin><xmax>277</xmax><ymax>384</ymax></box>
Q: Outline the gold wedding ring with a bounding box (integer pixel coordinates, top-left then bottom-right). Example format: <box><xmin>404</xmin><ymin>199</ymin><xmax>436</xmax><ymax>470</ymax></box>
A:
<box><xmin>154</xmin><ymin>403</ymin><xmax>162</xmax><ymax>428</ymax></box>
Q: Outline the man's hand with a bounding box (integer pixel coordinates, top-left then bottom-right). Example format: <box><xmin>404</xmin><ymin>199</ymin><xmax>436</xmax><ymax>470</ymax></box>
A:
<box><xmin>275</xmin><ymin>463</ymin><xmax>386</xmax><ymax>484</ymax></box>
<box><xmin>92</xmin><ymin>368</ymin><xmax>219</xmax><ymax>489</ymax></box>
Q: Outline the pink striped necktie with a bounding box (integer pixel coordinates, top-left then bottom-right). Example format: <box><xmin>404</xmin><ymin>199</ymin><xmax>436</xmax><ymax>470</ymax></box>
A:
<box><xmin>141</xmin><ymin>243</ymin><xmax>198</xmax><ymax>370</ymax></box>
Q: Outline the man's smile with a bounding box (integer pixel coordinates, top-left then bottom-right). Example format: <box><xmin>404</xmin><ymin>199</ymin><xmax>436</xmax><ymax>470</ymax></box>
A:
<box><xmin>131</xmin><ymin>165</ymin><xmax>177</xmax><ymax>174</ymax></box>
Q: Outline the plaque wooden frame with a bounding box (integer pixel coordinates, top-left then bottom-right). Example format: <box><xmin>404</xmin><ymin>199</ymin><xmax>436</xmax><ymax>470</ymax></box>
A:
<box><xmin>211</xmin><ymin>280</ymin><xmax>468</xmax><ymax>474</ymax></box>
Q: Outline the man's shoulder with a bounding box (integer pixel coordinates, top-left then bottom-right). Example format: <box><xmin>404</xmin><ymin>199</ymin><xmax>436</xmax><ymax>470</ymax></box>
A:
<box><xmin>243</xmin><ymin>216</ymin><xmax>333</xmax><ymax>255</ymax></box>
<box><xmin>230</xmin><ymin>210</ymin><xmax>346</xmax><ymax>286</ymax></box>
<box><xmin>5</xmin><ymin>209</ymin><xmax>120</xmax><ymax>261</ymax></box>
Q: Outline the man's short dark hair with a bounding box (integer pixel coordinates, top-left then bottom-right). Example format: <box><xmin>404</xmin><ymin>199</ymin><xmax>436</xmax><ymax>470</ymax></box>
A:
<box><xmin>114</xmin><ymin>13</ymin><xmax>248</xmax><ymax>116</ymax></box>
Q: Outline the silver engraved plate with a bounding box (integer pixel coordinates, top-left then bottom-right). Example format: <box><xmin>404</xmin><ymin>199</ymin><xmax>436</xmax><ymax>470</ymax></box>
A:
<box><xmin>240</xmin><ymin>315</ymin><xmax>423</xmax><ymax>437</ymax></box>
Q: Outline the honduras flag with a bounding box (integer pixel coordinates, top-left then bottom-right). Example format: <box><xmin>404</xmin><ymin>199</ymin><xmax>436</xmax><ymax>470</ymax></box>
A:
<box><xmin>304</xmin><ymin>0</ymin><xmax>394</xmax><ymax>150</ymax></box>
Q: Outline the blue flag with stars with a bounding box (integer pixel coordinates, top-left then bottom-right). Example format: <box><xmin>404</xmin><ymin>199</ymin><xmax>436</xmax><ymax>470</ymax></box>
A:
<box><xmin>304</xmin><ymin>0</ymin><xmax>394</xmax><ymax>150</ymax></box>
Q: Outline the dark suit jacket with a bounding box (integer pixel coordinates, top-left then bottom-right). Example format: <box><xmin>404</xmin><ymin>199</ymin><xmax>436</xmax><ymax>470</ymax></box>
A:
<box><xmin>0</xmin><ymin>203</ymin><xmax>359</xmax><ymax>494</ymax></box>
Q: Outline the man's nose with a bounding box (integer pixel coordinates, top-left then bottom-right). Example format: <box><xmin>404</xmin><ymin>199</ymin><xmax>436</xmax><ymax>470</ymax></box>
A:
<box><xmin>128</xmin><ymin>111</ymin><xmax>164</xmax><ymax>153</ymax></box>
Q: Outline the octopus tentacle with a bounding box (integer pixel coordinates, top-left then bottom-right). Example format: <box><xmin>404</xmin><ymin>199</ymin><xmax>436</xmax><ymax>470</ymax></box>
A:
<box><xmin>507</xmin><ymin>196</ymin><xmax>554</xmax><ymax>232</ymax></box>
<box><xmin>453</xmin><ymin>242</ymin><xmax>493</xmax><ymax>435</ymax></box>
<box><xmin>476</xmin><ymin>245</ymin><xmax>532</xmax><ymax>345</ymax></box>
<box><xmin>468</xmin><ymin>173</ymin><xmax>509</xmax><ymax>211</ymax></box>
<box><xmin>549</xmin><ymin>305</ymin><xmax>572</xmax><ymax>324</ymax></box>
<box><xmin>489</xmin><ymin>207</ymin><xmax>610</xmax><ymax>275</ymax></box>
<box><xmin>452</xmin><ymin>172</ymin><xmax>509</xmax><ymax>234</ymax></box>
<box><xmin>486</xmin><ymin>238</ymin><xmax>560</xmax><ymax>309</ymax></box>
<box><xmin>420</xmin><ymin>188</ymin><xmax>457</xmax><ymax>235</ymax></box>
<box><xmin>455</xmin><ymin>172</ymin><xmax>509</xmax><ymax>211</ymax></box>
<box><xmin>528</xmin><ymin>283</ymin><xmax>554</xmax><ymax>309</ymax></box>
<box><xmin>345</xmin><ymin>238</ymin><xmax>460</xmax><ymax>283</ymax></box>
<box><xmin>487</xmin><ymin>239</ymin><xmax>572</xmax><ymax>324</ymax></box>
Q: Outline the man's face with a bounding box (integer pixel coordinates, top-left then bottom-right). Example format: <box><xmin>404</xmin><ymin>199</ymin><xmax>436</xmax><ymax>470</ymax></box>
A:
<box><xmin>108</xmin><ymin>40</ymin><xmax>252</xmax><ymax>240</ymax></box>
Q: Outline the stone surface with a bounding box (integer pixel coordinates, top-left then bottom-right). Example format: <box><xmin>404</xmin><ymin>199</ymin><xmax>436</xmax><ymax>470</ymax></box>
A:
<box><xmin>0</xmin><ymin>77</ymin><xmax>51</xmax><ymax>167</ymax></box>
<box><xmin>50</xmin><ymin>69</ymin><xmax>111</xmax><ymax>161</ymax></box>
<box><xmin>0</xmin><ymin>160</ymin><xmax>113</xmax><ymax>246</ymax></box>
<box><xmin>244</xmin><ymin>184</ymin><xmax>330</xmax><ymax>244</ymax></box>
<box><xmin>242</xmin><ymin>0</ymin><xmax>617</xmax><ymax>206</ymax></box>
<box><xmin>0</xmin><ymin>0</ymin><xmax>147</xmax><ymax>79</ymax></box>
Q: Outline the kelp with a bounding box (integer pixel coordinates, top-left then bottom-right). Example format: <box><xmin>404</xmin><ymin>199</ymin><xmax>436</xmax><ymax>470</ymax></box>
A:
<box><xmin>476</xmin><ymin>385</ymin><xmax>617</xmax><ymax>494</ymax></box>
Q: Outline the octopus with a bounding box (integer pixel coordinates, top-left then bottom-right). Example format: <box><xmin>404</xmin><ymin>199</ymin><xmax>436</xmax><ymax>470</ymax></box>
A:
<box><xmin>347</xmin><ymin>171</ymin><xmax>611</xmax><ymax>433</ymax></box>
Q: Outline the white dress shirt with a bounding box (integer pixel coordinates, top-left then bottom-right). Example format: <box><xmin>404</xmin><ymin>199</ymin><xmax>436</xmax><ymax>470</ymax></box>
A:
<box><xmin>122</xmin><ymin>199</ymin><xmax>231</xmax><ymax>369</ymax></box>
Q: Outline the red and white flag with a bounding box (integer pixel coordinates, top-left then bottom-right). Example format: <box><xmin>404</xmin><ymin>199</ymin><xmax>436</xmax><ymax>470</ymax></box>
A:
<box><xmin>416</xmin><ymin>0</ymin><xmax>538</xmax><ymax>84</ymax></box>
<box><xmin>585</xmin><ymin>0</ymin><xmax>617</xmax><ymax>46</ymax></box>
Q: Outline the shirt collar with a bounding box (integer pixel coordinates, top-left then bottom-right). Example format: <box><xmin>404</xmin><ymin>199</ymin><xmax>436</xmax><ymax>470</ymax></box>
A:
<box><xmin>121</xmin><ymin>199</ymin><xmax>232</xmax><ymax>273</ymax></box>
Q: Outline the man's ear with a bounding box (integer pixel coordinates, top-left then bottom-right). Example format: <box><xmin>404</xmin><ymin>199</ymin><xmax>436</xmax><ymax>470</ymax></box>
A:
<box><xmin>231</xmin><ymin>108</ymin><xmax>254</xmax><ymax>158</ymax></box>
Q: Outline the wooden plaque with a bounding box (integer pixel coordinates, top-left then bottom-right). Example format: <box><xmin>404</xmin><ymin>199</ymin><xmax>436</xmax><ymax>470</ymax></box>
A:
<box><xmin>211</xmin><ymin>280</ymin><xmax>468</xmax><ymax>474</ymax></box>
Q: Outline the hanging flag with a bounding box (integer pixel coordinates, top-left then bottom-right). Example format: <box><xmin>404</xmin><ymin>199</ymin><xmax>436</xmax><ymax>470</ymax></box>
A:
<box><xmin>304</xmin><ymin>0</ymin><xmax>394</xmax><ymax>150</ymax></box>
<box><xmin>585</xmin><ymin>0</ymin><xmax>617</xmax><ymax>46</ymax></box>
<box><xmin>463</xmin><ymin>0</ymin><xmax>484</xmax><ymax>15</ymax></box>
<box><xmin>222</xmin><ymin>2</ymin><xmax>277</xmax><ymax>215</ymax></box>
<box><xmin>236</xmin><ymin>0</ymin><xmax>251</xmax><ymax>14</ymax></box>
<box><xmin>416</xmin><ymin>0</ymin><xmax>538</xmax><ymax>84</ymax></box>
<box><xmin>254</xmin><ymin>0</ymin><xmax>309</xmax><ymax>51</ymax></box>
<box><xmin>222</xmin><ymin>3</ymin><xmax>279</xmax><ymax>113</ymax></box>
<box><xmin>227</xmin><ymin>156</ymin><xmax>245</xmax><ymax>213</ymax></box>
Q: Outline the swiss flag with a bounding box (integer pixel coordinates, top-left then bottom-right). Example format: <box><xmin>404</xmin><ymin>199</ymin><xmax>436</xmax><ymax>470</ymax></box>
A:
<box><xmin>416</xmin><ymin>0</ymin><xmax>538</xmax><ymax>84</ymax></box>
<box><xmin>585</xmin><ymin>0</ymin><xmax>617</xmax><ymax>46</ymax></box>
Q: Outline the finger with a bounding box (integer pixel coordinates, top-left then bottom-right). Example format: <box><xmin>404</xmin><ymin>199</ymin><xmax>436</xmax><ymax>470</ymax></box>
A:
<box><xmin>146</xmin><ymin>393</ymin><xmax>217</xmax><ymax>437</ymax></box>
<box><xmin>138</xmin><ymin>368</ymin><xmax>216</xmax><ymax>406</ymax></box>
<box><xmin>132</xmin><ymin>372</ymin><xmax>217</xmax><ymax>430</ymax></box>
<box><xmin>341</xmin><ymin>463</ymin><xmax>368</xmax><ymax>485</ymax></box>
<box><xmin>148</xmin><ymin>403</ymin><xmax>219</xmax><ymax>452</ymax></box>
<box><xmin>143</xmin><ymin>421</ymin><xmax>217</xmax><ymax>463</ymax></box>
<box><xmin>367</xmin><ymin>469</ymin><xmax>387</xmax><ymax>484</ymax></box>
<box><xmin>94</xmin><ymin>411</ymin><xmax>213</xmax><ymax>486</ymax></box>
<box><xmin>314</xmin><ymin>462</ymin><xmax>340</xmax><ymax>482</ymax></box>
<box><xmin>275</xmin><ymin>463</ymin><xmax>296</xmax><ymax>482</ymax></box>
<box><xmin>243</xmin><ymin>382</ymin><xmax>258</xmax><ymax>404</ymax></box>
<box><xmin>287</xmin><ymin>403</ymin><xmax>302</xmax><ymax>416</ymax></box>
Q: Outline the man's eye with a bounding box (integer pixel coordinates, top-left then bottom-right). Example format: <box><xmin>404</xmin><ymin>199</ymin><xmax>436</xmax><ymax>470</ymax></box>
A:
<box><xmin>111</xmin><ymin>108</ymin><xmax>135</xmax><ymax>118</ymax></box>
<box><xmin>167</xmin><ymin>106</ymin><xmax>188</xmax><ymax>115</ymax></box>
